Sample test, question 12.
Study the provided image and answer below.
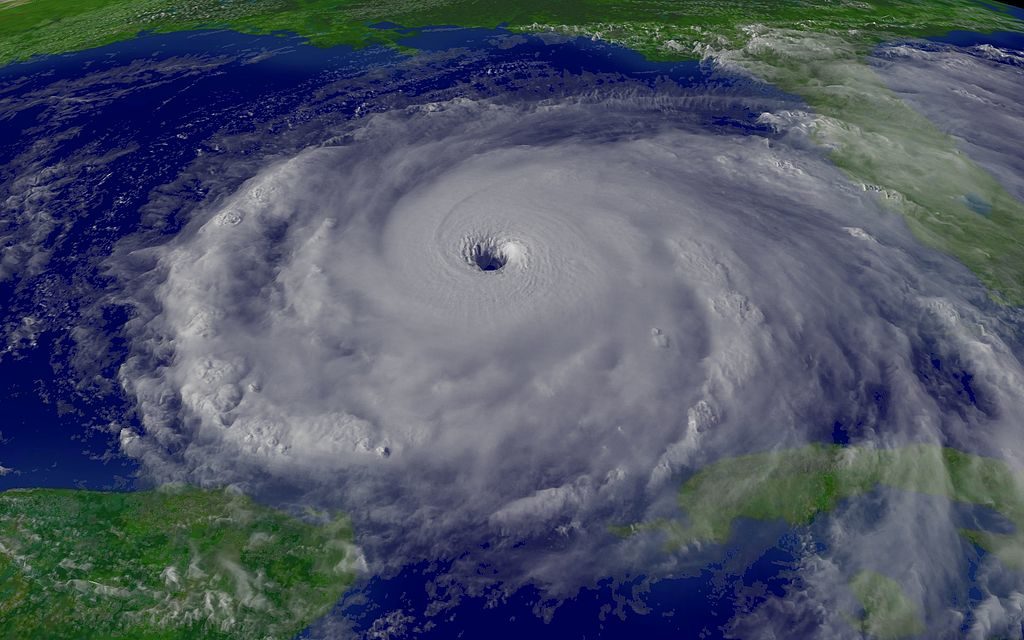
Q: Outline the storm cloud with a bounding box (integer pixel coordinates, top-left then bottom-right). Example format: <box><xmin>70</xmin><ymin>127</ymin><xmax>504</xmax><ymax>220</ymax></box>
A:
<box><xmin>110</xmin><ymin>54</ymin><xmax>1024</xmax><ymax>633</ymax></box>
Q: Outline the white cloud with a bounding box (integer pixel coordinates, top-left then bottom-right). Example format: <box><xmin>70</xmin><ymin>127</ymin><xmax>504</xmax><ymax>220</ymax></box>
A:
<box><xmin>110</xmin><ymin>86</ymin><xmax>1024</xmax><ymax>618</ymax></box>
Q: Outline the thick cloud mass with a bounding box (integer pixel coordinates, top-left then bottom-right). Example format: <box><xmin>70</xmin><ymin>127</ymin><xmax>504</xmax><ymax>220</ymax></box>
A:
<box><xmin>115</xmin><ymin>77</ymin><xmax>1024</xmax><ymax>623</ymax></box>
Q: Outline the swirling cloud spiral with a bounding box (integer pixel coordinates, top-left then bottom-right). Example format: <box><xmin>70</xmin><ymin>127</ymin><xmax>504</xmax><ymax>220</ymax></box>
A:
<box><xmin>116</xmin><ymin>94</ymin><xmax>1024</xmax><ymax>595</ymax></box>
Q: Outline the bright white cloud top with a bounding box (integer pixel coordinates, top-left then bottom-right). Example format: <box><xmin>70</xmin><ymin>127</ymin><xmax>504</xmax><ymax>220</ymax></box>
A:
<box><xmin>114</xmin><ymin>89</ymin><xmax>1024</xmax><ymax>578</ymax></box>
<box><xmin>100</xmin><ymin>37</ymin><xmax>1024</xmax><ymax>636</ymax></box>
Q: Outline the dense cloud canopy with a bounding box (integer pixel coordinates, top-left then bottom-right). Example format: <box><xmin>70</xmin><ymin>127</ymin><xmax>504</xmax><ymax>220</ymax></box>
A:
<box><xmin>113</xmin><ymin>78</ymin><xmax>1024</xmax><ymax>606</ymax></box>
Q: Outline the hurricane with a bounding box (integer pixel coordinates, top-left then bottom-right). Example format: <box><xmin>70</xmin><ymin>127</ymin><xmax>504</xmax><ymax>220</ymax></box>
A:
<box><xmin>114</xmin><ymin>79</ymin><xmax>1024</xmax><ymax>633</ymax></box>
<box><xmin>3</xmin><ymin>3</ymin><xmax>1024</xmax><ymax>638</ymax></box>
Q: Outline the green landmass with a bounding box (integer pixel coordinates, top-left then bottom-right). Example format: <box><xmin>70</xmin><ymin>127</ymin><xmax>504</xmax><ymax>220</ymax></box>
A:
<box><xmin>850</xmin><ymin>570</ymin><xmax>925</xmax><ymax>640</ymax></box>
<box><xmin>2</xmin><ymin>1</ymin><xmax>1024</xmax><ymax>301</ymax></box>
<box><xmin>0</xmin><ymin>486</ymin><xmax>357</xmax><ymax>640</ymax></box>
<box><xmin>1</xmin><ymin>0</ymin><xmax>1020</xmax><ymax>68</ymax></box>
<box><xmin>635</xmin><ymin>444</ymin><xmax>1024</xmax><ymax>572</ymax></box>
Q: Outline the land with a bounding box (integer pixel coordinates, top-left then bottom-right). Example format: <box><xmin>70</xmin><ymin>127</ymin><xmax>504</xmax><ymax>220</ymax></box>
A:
<box><xmin>0</xmin><ymin>486</ymin><xmax>357</xmax><ymax>639</ymax></box>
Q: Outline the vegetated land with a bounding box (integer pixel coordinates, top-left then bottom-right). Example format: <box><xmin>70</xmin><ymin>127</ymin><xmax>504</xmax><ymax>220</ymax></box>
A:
<box><xmin>0</xmin><ymin>486</ymin><xmax>357</xmax><ymax>639</ymax></box>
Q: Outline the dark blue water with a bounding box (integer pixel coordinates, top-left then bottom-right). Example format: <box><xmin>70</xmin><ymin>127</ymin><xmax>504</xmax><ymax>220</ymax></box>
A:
<box><xmin>976</xmin><ymin>0</ymin><xmax>1024</xmax><ymax>22</ymax></box>
<box><xmin>928</xmin><ymin>29</ymin><xmax>1024</xmax><ymax>50</ymax></box>
<box><xmin>922</xmin><ymin>1</ymin><xmax>1024</xmax><ymax>57</ymax></box>
<box><xmin>308</xmin><ymin>528</ymin><xmax>798</xmax><ymax>640</ymax></box>
<box><xmin>394</xmin><ymin>24</ymin><xmax>702</xmax><ymax>81</ymax></box>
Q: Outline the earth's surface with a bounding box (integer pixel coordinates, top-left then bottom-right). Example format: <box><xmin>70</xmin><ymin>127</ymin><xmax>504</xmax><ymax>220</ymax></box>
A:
<box><xmin>2</xmin><ymin>1</ymin><xmax>1024</xmax><ymax>639</ymax></box>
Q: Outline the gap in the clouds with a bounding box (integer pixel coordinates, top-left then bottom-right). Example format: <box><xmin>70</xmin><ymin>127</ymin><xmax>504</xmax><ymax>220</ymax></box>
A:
<box><xmin>831</xmin><ymin>421</ymin><xmax>851</xmax><ymax>445</ymax></box>
<box><xmin>470</xmin><ymin>242</ymin><xmax>506</xmax><ymax>271</ymax></box>
<box><xmin>913</xmin><ymin>344</ymin><xmax>988</xmax><ymax>416</ymax></box>
<box><xmin>467</xmin><ymin>239</ymin><xmax>512</xmax><ymax>272</ymax></box>
<box><xmin>474</xmin><ymin>251</ymin><xmax>505</xmax><ymax>271</ymax></box>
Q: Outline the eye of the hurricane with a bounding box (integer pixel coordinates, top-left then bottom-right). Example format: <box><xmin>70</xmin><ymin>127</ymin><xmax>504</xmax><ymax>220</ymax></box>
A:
<box><xmin>465</xmin><ymin>238</ymin><xmax>516</xmax><ymax>273</ymax></box>
<box><xmin>461</xmin><ymin>236</ymin><xmax>524</xmax><ymax>273</ymax></box>
<box><xmin>472</xmin><ymin>244</ymin><xmax>506</xmax><ymax>271</ymax></box>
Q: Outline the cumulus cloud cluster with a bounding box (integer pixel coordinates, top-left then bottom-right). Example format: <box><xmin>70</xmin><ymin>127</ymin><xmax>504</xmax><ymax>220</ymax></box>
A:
<box><xmin>112</xmin><ymin>49</ymin><xmax>1024</xmax><ymax>635</ymax></box>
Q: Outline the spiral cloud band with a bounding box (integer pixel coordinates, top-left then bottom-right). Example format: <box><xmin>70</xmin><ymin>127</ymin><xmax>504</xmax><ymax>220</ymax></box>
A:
<box><xmin>116</xmin><ymin>85</ymin><xmax>1024</xmax><ymax>627</ymax></box>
